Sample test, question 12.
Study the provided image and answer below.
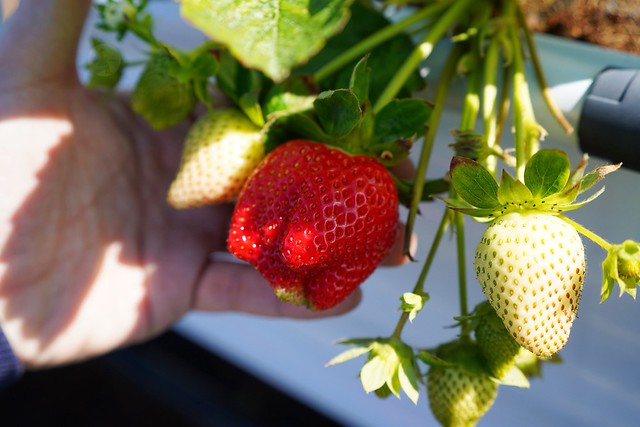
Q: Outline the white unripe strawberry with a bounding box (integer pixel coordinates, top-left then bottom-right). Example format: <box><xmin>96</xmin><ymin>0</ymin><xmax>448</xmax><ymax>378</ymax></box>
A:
<box><xmin>167</xmin><ymin>108</ymin><xmax>264</xmax><ymax>208</ymax></box>
<box><xmin>474</xmin><ymin>212</ymin><xmax>586</xmax><ymax>358</ymax></box>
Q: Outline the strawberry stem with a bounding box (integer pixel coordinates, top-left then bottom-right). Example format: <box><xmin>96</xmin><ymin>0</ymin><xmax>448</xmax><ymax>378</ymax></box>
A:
<box><xmin>558</xmin><ymin>214</ymin><xmax>612</xmax><ymax>251</ymax></box>
<box><xmin>392</xmin><ymin>209</ymin><xmax>450</xmax><ymax>339</ymax></box>
<box><xmin>373</xmin><ymin>0</ymin><xmax>476</xmax><ymax>113</ymax></box>
<box><xmin>313</xmin><ymin>0</ymin><xmax>453</xmax><ymax>84</ymax></box>
<box><xmin>403</xmin><ymin>43</ymin><xmax>463</xmax><ymax>256</ymax></box>
<box><xmin>505</xmin><ymin>0</ymin><xmax>541</xmax><ymax>181</ymax></box>
<box><xmin>515</xmin><ymin>3</ymin><xmax>574</xmax><ymax>134</ymax></box>
<box><xmin>482</xmin><ymin>36</ymin><xmax>501</xmax><ymax>176</ymax></box>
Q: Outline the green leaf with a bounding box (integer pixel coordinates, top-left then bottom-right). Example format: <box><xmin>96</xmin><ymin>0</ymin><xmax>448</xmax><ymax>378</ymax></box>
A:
<box><xmin>497</xmin><ymin>170</ymin><xmax>533</xmax><ymax>205</ymax></box>
<box><xmin>263</xmin><ymin>111</ymin><xmax>333</xmax><ymax>152</ymax></box>
<box><xmin>181</xmin><ymin>0</ymin><xmax>353</xmax><ymax>82</ymax></box>
<box><xmin>298</xmin><ymin>1</ymin><xmax>423</xmax><ymax>103</ymax></box>
<box><xmin>313</xmin><ymin>89</ymin><xmax>361</xmax><ymax>138</ymax></box>
<box><xmin>263</xmin><ymin>75</ymin><xmax>317</xmax><ymax>117</ymax></box>
<box><xmin>373</xmin><ymin>99</ymin><xmax>431</xmax><ymax>146</ymax></box>
<box><xmin>349</xmin><ymin>55</ymin><xmax>371</xmax><ymax>106</ymax></box>
<box><xmin>216</xmin><ymin>51</ymin><xmax>265</xmax><ymax>126</ymax></box>
<box><xmin>523</xmin><ymin>149</ymin><xmax>571</xmax><ymax>198</ymax></box>
<box><xmin>450</xmin><ymin>157</ymin><xmax>500</xmax><ymax>209</ymax></box>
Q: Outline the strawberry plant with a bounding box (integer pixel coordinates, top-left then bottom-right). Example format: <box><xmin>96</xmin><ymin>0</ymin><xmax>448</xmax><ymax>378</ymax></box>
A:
<box><xmin>88</xmin><ymin>0</ymin><xmax>640</xmax><ymax>425</ymax></box>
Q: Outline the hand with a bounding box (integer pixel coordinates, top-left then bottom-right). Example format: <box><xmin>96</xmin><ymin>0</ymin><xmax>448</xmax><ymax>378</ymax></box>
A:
<box><xmin>0</xmin><ymin>0</ymin><xmax>413</xmax><ymax>368</ymax></box>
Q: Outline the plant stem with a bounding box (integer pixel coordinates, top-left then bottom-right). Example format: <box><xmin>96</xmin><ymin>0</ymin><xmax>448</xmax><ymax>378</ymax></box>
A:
<box><xmin>454</xmin><ymin>211</ymin><xmax>469</xmax><ymax>322</ymax></box>
<box><xmin>403</xmin><ymin>44</ymin><xmax>463</xmax><ymax>256</ymax></box>
<box><xmin>482</xmin><ymin>36</ymin><xmax>500</xmax><ymax>176</ymax></box>
<box><xmin>392</xmin><ymin>209</ymin><xmax>451</xmax><ymax>339</ymax></box>
<box><xmin>374</xmin><ymin>0</ymin><xmax>476</xmax><ymax>112</ymax></box>
<box><xmin>558</xmin><ymin>214</ymin><xmax>612</xmax><ymax>251</ymax></box>
<box><xmin>505</xmin><ymin>0</ymin><xmax>540</xmax><ymax>181</ymax></box>
<box><xmin>313</xmin><ymin>0</ymin><xmax>453</xmax><ymax>84</ymax></box>
<box><xmin>452</xmin><ymin>64</ymin><xmax>482</xmax><ymax>334</ymax></box>
<box><xmin>515</xmin><ymin>3</ymin><xmax>574</xmax><ymax>134</ymax></box>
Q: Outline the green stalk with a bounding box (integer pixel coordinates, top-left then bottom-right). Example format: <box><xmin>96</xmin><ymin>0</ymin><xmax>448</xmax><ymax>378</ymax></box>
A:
<box><xmin>454</xmin><ymin>211</ymin><xmax>470</xmax><ymax>322</ymax></box>
<box><xmin>559</xmin><ymin>214</ymin><xmax>612</xmax><ymax>251</ymax></box>
<box><xmin>451</xmin><ymin>64</ymin><xmax>483</xmax><ymax>333</ymax></box>
<box><xmin>403</xmin><ymin>44</ymin><xmax>463</xmax><ymax>256</ymax></box>
<box><xmin>482</xmin><ymin>36</ymin><xmax>500</xmax><ymax>175</ymax></box>
<box><xmin>515</xmin><ymin>3</ymin><xmax>574</xmax><ymax>134</ymax></box>
<box><xmin>392</xmin><ymin>209</ymin><xmax>450</xmax><ymax>339</ymax></box>
<box><xmin>313</xmin><ymin>0</ymin><xmax>454</xmax><ymax>84</ymax></box>
<box><xmin>461</xmin><ymin>66</ymin><xmax>482</xmax><ymax>131</ymax></box>
<box><xmin>505</xmin><ymin>0</ymin><xmax>540</xmax><ymax>181</ymax></box>
<box><xmin>494</xmin><ymin>62</ymin><xmax>512</xmax><ymax>158</ymax></box>
<box><xmin>374</xmin><ymin>0</ymin><xmax>477</xmax><ymax>112</ymax></box>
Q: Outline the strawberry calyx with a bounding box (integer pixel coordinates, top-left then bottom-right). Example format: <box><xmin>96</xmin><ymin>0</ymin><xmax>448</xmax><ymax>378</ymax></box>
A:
<box><xmin>327</xmin><ymin>336</ymin><xmax>420</xmax><ymax>404</ymax></box>
<box><xmin>444</xmin><ymin>149</ymin><xmax>621</xmax><ymax>219</ymax></box>
<box><xmin>264</xmin><ymin>56</ymin><xmax>432</xmax><ymax>167</ymax></box>
<box><xmin>601</xmin><ymin>239</ymin><xmax>640</xmax><ymax>302</ymax></box>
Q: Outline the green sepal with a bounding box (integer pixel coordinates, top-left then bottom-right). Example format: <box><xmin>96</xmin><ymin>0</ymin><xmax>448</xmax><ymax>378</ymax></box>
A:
<box><xmin>86</xmin><ymin>38</ymin><xmax>124</xmax><ymax>90</ymax></box>
<box><xmin>497</xmin><ymin>170</ymin><xmax>533</xmax><ymax>205</ymax></box>
<box><xmin>313</xmin><ymin>89</ymin><xmax>362</xmax><ymax>139</ymax></box>
<box><xmin>349</xmin><ymin>55</ymin><xmax>371</xmax><ymax>107</ymax></box>
<box><xmin>263</xmin><ymin>111</ymin><xmax>333</xmax><ymax>153</ymax></box>
<box><xmin>601</xmin><ymin>240</ymin><xmax>640</xmax><ymax>302</ymax></box>
<box><xmin>577</xmin><ymin>162</ymin><xmax>622</xmax><ymax>195</ymax></box>
<box><xmin>446</xmin><ymin>150</ymin><xmax>620</xmax><ymax>219</ymax></box>
<box><xmin>523</xmin><ymin>149</ymin><xmax>571</xmax><ymax>198</ymax></box>
<box><xmin>263</xmin><ymin>75</ymin><xmax>317</xmax><ymax>117</ymax></box>
<box><xmin>450</xmin><ymin>157</ymin><xmax>500</xmax><ymax>209</ymax></box>
<box><xmin>368</xmin><ymin>98</ymin><xmax>431</xmax><ymax>166</ymax></box>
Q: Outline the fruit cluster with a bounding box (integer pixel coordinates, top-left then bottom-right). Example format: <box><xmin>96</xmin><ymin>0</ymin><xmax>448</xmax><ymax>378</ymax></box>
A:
<box><xmin>88</xmin><ymin>1</ymin><xmax>640</xmax><ymax>425</ymax></box>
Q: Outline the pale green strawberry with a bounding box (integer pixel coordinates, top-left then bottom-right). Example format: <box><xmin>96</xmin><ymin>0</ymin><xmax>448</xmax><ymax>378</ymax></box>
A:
<box><xmin>427</xmin><ymin>342</ymin><xmax>498</xmax><ymax>427</ymax></box>
<box><xmin>475</xmin><ymin>302</ymin><xmax>522</xmax><ymax>379</ymax></box>
<box><xmin>167</xmin><ymin>108</ymin><xmax>264</xmax><ymax>208</ymax></box>
<box><xmin>474</xmin><ymin>211</ymin><xmax>585</xmax><ymax>358</ymax></box>
<box><xmin>131</xmin><ymin>52</ymin><xmax>197</xmax><ymax>130</ymax></box>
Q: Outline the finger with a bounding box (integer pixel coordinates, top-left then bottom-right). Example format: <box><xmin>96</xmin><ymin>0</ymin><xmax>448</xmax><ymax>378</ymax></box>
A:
<box><xmin>193</xmin><ymin>261</ymin><xmax>361</xmax><ymax>318</ymax></box>
<box><xmin>0</xmin><ymin>0</ymin><xmax>91</xmax><ymax>84</ymax></box>
<box><xmin>381</xmin><ymin>222</ymin><xmax>417</xmax><ymax>266</ymax></box>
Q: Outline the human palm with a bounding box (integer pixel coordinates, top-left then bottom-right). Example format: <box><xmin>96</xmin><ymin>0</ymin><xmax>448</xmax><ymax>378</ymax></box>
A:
<box><xmin>0</xmin><ymin>0</ymin><xmax>409</xmax><ymax>368</ymax></box>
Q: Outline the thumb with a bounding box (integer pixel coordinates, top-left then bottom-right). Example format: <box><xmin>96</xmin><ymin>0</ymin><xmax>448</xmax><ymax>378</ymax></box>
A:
<box><xmin>0</xmin><ymin>0</ymin><xmax>91</xmax><ymax>86</ymax></box>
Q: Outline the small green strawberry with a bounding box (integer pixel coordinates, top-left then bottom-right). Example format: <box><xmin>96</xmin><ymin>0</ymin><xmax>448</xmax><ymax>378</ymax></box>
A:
<box><xmin>132</xmin><ymin>52</ymin><xmax>197</xmax><ymax>130</ymax></box>
<box><xmin>474</xmin><ymin>301</ymin><xmax>522</xmax><ymax>379</ymax></box>
<box><xmin>167</xmin><ymin>108</ymin><xmax>264</xmax><ymax>208</ymax></box>
<box><xmin>427</xmin><ymin>341</ymin><xmax>498</xmax><ymax>427</ymax></box>
<box><xmin>475</xmin><ymin>211</ymin><xmax>585</xmax><ymax>357</ymax></box>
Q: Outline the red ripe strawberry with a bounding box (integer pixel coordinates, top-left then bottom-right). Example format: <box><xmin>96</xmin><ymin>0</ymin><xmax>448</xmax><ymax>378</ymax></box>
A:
<box><xmin>227</xmin><ymin>140</ymin><xmax>399</xmax><ymax>310</ymax></box>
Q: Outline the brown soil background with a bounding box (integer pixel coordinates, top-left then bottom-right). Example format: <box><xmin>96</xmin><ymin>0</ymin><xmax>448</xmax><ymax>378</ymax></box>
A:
<box><xmin>521</xmin><ymin>0</ymin><xmax>640</xmax><ymax>54</ymax></box>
